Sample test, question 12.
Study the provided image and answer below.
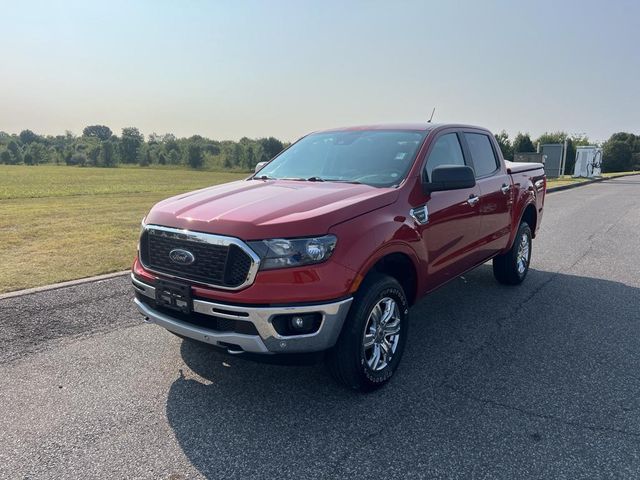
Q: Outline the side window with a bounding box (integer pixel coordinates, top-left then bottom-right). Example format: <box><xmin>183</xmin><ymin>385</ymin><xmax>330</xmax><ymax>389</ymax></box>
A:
<box><xmin>464</xmin><ymin>133</ymin><xmax>499</xmax><ymax>177</ymax></box>
<box><xmin>425</xmin><ymin>133</ymin><xmax>465</xmax><ymax>180</ymax></box>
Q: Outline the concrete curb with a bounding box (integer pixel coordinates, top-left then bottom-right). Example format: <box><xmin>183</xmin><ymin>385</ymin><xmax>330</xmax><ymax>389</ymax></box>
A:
<box><xmin>547</xmin><ymin>173</ymin><xmax>640</xmax><ymax>193</ymax></box>
<box><xmin>0</xmin><ymin>270</ymin><xmax>130</xmax><ymax>300</ymax></box>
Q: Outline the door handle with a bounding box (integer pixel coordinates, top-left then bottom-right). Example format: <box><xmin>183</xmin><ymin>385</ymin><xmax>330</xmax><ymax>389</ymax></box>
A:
<box><xmin>501</xmin><ymin>184</ymin><xmax>511</xmax><ymax>194</ymax></box>
<box><xmin>467</xmin><ymin>194</ymin><xmax>480</xmax><ymax>206</ymax></box>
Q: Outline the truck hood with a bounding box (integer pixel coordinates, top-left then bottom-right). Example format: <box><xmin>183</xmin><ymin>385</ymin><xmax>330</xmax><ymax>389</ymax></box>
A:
<box><xmin>145</xmin><ymin>179</ymin><xmax>399</xmax><ymax>239</ymax></box>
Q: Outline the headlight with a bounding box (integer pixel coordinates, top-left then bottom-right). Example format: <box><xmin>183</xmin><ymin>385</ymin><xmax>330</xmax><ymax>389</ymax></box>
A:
<box><xmin>248</xmin><ymin>235</ymin><xmax>337</xmax><ymax>270</ymax></box>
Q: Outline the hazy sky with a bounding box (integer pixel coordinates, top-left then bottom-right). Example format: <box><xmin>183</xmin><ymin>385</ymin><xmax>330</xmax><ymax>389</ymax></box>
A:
<box><xmin>1</xmin><ymin>0</ymin><xmax>638</xmax><ymax>143</ymax></box>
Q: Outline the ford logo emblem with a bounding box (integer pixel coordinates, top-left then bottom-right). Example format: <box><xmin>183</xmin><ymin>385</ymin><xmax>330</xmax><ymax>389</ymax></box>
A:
<box><xmin>169</xmin><ymin>248</ymin><xmax>195</xmax><ymax>265</ymax></box>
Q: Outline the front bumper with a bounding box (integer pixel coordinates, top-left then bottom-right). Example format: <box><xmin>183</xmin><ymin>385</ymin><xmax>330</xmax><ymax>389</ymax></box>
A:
<box><xmin>132</xmin><ymin>275</ymin><xmax>353</xmax><ymax>354</ymax></box>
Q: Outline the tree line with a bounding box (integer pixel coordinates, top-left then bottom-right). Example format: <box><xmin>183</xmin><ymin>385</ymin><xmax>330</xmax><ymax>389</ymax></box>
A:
<box><xmin>0</xmin><ymin>125</ymin><xmax>287</xmax><ymax>171</ymax></box>
<box><xmin>493</xmin><ymin>130</ymin><xmax>640</xmax><ymax>173</ymax></box>
<box><xmin>1</xmin><ymin>125</ymin><xmax>639</xmax><ymax>173</ymax></box>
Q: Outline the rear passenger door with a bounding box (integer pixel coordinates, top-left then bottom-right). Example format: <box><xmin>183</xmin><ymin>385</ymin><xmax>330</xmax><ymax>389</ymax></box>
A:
<box><xmin>461</xmin><ymin>131</ymin><xmax>512</xmax><ymax>259</ymax></box>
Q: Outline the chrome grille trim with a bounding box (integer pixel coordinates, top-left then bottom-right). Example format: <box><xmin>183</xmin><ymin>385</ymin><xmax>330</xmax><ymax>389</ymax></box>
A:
<box><xmin>139</xmin><ymin>224</ymin><xmax>261</xmax><ymax>291</ymax></box>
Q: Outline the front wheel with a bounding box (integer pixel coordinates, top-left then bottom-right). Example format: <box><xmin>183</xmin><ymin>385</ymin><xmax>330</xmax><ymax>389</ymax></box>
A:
<box><xmin>493</xmin><ymin>222</ymin><xmax>532</xmax><ymax>285</ymax></box>
<box><xmin>326</xmin><ymin>273</ymin><xmax>409</xmax><ymax>391</ymax></box>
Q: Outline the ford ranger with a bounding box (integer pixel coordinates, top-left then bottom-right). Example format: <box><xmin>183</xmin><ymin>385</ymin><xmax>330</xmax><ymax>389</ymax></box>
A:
<box><xmin>132</xmin><ymin>123</ymin><xmax>546</xmax><ymax>390</ymax></box>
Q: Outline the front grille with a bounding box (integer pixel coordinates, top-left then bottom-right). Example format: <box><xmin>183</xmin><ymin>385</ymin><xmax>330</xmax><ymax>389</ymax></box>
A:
<box><xmin>139</xmin><ymin>227</ymin><xmax>255</xmax><ymax>289</ymax></box>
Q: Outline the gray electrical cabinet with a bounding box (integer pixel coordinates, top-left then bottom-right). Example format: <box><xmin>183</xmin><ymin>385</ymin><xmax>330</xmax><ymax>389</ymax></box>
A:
<box><xmin>541</xmin><ymin>144</ymin><xmax>564</xmax><ymax>178</ymax></box>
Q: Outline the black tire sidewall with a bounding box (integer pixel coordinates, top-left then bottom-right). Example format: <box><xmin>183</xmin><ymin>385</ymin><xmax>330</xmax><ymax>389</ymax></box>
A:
<box><xmin>353</xmin><ymin>277</ymin><xmax>409</xmax><ymax>387</ymax></box>
<box><xmin>514</xmin><ymin>223</ymin><xmax>532</xmax><ymax>282</ymax></box>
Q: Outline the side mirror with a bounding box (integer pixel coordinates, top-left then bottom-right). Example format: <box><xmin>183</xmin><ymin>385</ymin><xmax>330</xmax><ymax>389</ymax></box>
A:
<box><xmin>424</xmin><ymin>165</ymin><xmax>476</xmax><ymax>193</ymax></box>
<box><xmin>254</xmin><ymin>161</ymin><xmax>268</xmax><ymax>173</ymax></box>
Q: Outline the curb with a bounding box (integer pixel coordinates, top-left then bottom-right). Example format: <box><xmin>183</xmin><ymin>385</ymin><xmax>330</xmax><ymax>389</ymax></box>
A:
<box><xmin>0</xmin><ymin>270</ymin><xmax>130</xmax><ymax>301</ymax></box>
<box><xmin>547</xmin><ymin>173</ymin><xmax>640</xmax><ymax>193</ymax></box>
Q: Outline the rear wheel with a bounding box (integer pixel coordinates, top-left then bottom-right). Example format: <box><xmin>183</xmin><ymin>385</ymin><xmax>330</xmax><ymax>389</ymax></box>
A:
<box><xmin>327</xmin><ymin>273</ymin><xmax>409</xmax><ymax>391</ymax></box>
<box><xmin>493</xmin><ymin>222</ymin><xmax>532</xmax><ymax>285</ymax></box>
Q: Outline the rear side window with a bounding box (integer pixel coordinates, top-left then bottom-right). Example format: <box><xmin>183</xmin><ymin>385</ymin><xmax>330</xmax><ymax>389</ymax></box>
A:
<box><xmin>425</xmin><ymin>133</ymin><xmax>465</xmax><ymax>180</ymax></box>
<box><xmin>464</xmin><ymin>133</ymin><xmax>499</xmax><ymax>177</ymax></box>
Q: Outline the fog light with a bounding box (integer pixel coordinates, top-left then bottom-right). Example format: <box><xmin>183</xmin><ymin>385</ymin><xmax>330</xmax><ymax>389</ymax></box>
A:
<box><xmin>291</xmin><ymin>316</ymin><xmax>306</xmax><ymax>330</ymax></box>
<box><xmin>272</xmin><ymin>312</ymin><xmax>323</xmax><ymax>336</ymax></box>
<box><xmin>290</xmin><ymin>315</ymin><xmax>317</xmax><ymax>332</ymax></box>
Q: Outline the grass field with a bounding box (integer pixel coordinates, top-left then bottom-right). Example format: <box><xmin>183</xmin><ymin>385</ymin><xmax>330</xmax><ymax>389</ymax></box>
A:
<box><xmin>546</xmin><ymin>171</ymin><xmax>639</xmax><ymax>188</ymax></box>
<box><xmin>0</xmin><ymin>165</ymin><xmax>246</xmax><ymax>293</ymax></box>
<box><xmin>1</xmin><ymin>165</ymin><xmax>638</xmax><ymax>294</ymax></box>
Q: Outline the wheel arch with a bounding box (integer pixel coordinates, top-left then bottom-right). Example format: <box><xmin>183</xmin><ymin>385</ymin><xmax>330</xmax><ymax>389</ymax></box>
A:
<box><xmin>353</xmin><ymin>247</ymin><xmax>421</xmax><ymax>306</ymax></box>
<box><xmin>521</xmin><ymin>202</ymin><xmax>538</xmax><ymax>236</ymax></box>
<box><xmin>505</xmin><ymin>201</ymin><xmax>538</xmax><ymax>251</ymax></box>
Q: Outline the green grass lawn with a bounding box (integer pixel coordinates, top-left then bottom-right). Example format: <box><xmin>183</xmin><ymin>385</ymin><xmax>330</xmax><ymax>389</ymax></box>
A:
<box><xmin>0</xmin><ymin>165</ymin><xmax>246</xmax><ymax>293</ymax></box>
<box><xmin>546</xmin><ymin>176</ymin><xmax>591</xmax><ymax>188</ymax></box>
<box><xmin>1</xmin><ymin>165</ymin><xmax>638</xmax><ymax>294</ymax></box>
<box><xmin>600</xmin><ymin>171</ymin><xmax>640</xmax><ymax>178</ymax></box>
<box><xmin>546</xmin><ymin>171</ymin><xmax>639</xmax><ymax>188</ymax></box>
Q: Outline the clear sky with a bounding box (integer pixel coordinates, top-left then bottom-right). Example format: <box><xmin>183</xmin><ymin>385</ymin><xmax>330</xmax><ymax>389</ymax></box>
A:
<box><xmin>1</xmin><ymin>0</ymin><xmax>638</xmax><ymax>143</ymax></box>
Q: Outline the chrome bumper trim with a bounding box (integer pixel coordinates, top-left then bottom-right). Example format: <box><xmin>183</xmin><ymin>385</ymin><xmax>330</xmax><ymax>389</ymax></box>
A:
<box><xmin>132</xmin><ymin>274</ymin><xmax>156</xmax><ymax>299</ymax></box>
<box><xmin>135</xmin><ymin>298</ymin><xmax>270</xmax><ymax>353</ymax></box>
<box><xmin>132</xmin><ymin>276</ymin><xmax>353</xmax><ymax>354</ymax></box>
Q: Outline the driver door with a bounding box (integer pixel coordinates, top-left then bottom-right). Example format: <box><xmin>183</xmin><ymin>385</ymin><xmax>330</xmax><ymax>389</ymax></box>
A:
<box><xmin>413</xmin><ymin>131</ymin><xmax>483</xmax><ymax>291</ymax></box>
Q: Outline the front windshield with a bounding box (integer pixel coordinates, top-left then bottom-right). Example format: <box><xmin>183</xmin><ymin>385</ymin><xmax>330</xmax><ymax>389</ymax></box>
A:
<box><xmin>254</xmin><ymin>129</ymin><xmax>428</xmax><ymax>187</ymax></box>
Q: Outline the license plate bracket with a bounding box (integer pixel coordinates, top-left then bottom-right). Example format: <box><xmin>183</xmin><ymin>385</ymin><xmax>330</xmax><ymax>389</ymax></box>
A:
<box><xmin>155</xmin><ymin>279</ymin><xmax>192</xmax><ymax>313</ymax></box>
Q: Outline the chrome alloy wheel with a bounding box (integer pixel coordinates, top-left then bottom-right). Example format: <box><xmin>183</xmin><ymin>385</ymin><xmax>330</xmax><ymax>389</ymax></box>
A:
<box><xmin>516</xmin><ymin>232</ymin><xmax>530</xmax><ymax>275</ymax></box>
<box><xmin>362</xmin><ymin>297</ymin><xmax>401</xmax><ymax>371</ymax></box>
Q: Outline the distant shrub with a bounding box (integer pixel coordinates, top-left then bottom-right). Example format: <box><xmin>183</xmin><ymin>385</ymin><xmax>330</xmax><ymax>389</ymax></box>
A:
<box><xmin>1</xmin><ymin>150</ymin><xmax>12</xmax><ymax>164</ymax></box>
<box><xmin>101</xmin><ymin>141</ymin><xmax>117</xmax><ymax>167</ymax></box>
<box><xmin>602</xmin><ymin>141</ymin><xmax>632</xmax><ymax>173</ymax></box>
<box><xmin>168</xmin><ymin>150</ymin><xmax>181</xmax><ymax>165</ymax></box>
<box><xmin>187</xmin><ymin>144</ymin><xmax>204</xmax><ymax>169</ymax></box>
<box><xmin>139</xmin><ymin>148</ymin><xmax>151</xmax><ymax>167</ymax></box>
<box><xmin>67</xmin><ymin>152</ymin><xmax>87</xmax><ymax>166</ymax></box>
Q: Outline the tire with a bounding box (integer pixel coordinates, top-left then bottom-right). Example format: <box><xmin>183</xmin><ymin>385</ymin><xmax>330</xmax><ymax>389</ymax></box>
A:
<box><xmin>326</xmin><ymin>273</ymin><xmax>409</xmax><ymax>391</ymax></box>
<box><xmin>493</xmin><ymin>221</ymin><xmax>532</xmax><ymax>285</ymax></box>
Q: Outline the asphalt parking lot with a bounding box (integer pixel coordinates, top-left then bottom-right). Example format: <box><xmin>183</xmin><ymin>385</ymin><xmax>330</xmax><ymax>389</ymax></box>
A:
<box><xmin>1</xmin><ymin>176</ymin><xmax>639</xmax><ymax>479</ymax></box>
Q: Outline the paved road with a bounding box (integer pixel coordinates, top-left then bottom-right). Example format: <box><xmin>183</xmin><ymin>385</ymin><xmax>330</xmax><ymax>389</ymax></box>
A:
<box><xmin>1</xmin><ymin>176</ymin><xmax>639</xmax><ymax>479</ymax></box>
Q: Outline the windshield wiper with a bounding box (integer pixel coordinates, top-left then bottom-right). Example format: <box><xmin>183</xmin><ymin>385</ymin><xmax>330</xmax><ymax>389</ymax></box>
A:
<box><xmin>254</xmin><ymin>175</ymin><xmax>304</xmax><ymax>181</ymax></box>
<box><xmin>301</xmin><ymin>177</ymin><xmax>363</xmax><ymax>184</ymax></box>
<box><xmin>257</xmin><ymin>176</ymin><xmax>362</xmax><ymax>185</ymax></box>
<box><xmin>319</xmin><ymin>178</ymin><xmax>363</xmax><ymax>185</ymax></box>
<box><xmin>277</xmin><ymin>176</ymin><xmax>325</xmax><ymax>182</ymax></box>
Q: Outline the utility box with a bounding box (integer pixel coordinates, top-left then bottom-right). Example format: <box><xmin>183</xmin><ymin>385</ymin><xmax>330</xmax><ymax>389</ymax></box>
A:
<box><xmin>541</xmin><ymin>144</ymin><xmax>564</xmax><ymax>178</ymax></box>
<box><xmin>573</xmin><ymin>146</ymin><xmax>603</xmax><ymax>178</ymax></box>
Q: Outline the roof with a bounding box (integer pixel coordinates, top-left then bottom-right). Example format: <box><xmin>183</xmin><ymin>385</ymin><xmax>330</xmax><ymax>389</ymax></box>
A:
<box><xmin>316</xmin><ymin>123</ymin><xmax>488</xmax><ymax>133</ymax></box>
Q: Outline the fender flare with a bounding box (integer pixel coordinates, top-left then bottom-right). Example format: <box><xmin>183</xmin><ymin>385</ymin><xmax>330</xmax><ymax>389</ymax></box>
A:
<box><xmin>347</xmin><ymin>241</ymin><xmax>424</xmax><ymax>302</ymax></box>
<box><xmin>507</xmin><ymin>200</ymin><xmax>538</xmax><ymax>250</ymax></box>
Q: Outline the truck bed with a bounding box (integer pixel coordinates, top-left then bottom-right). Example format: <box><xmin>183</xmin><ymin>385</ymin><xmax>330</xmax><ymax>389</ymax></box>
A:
<box><xmin>505</xmin><ymin>160</ymin><xmax>545</xmax><ymax>174</ymax></box>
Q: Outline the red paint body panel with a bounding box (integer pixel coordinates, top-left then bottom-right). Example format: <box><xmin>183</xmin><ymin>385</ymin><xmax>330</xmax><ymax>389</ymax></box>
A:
<box><xmin>135</xmin><ymin>123</ymin><xmax>545</xmax><ymax>307</ymax></box>
<box><xmin>133</xmin><ymin>256</ymin><xmax>357</xmax><ymax>304</ymax></box>
<box><xmin>145</xmin><ymin>180</ymin><xmax>399</xmax><ymax>240</ymax></box>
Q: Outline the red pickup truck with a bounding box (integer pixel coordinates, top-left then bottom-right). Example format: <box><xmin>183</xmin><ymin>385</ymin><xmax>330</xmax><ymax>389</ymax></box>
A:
<box><xmin>132</xmin><ymin>123</ymin><xmax>545</xmax><ymax>390</ymax></box>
